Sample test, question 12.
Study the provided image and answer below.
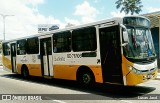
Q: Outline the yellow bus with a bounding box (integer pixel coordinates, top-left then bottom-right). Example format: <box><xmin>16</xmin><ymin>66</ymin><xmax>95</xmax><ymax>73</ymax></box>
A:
<box><xmin>2</xmin><ymin>16</ymin><xmax>158</xmax><ymax>86</ymax></box>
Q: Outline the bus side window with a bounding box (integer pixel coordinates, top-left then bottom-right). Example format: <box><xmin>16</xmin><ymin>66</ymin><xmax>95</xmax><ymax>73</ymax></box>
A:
<box><xmin>53</xmin><ymin>31</ymin><xmax>71</xmax><ymax>53</ymax></box>
<box><xmin>2</xmin><ymin>43</ymin><xmax>10</xmax><ymax>56</ymax></box>
<box><xmin>53</xmin><ymin>43</ymin><xmax>57</xmax><ymax>53</ymax></box>
<box><xmin>17</xmin><ymin>39</ymin><xmax>26</xmax><ymax>55</ymax></box>
<box><xmin>27</xmin><ymin>37</ymin><xmax>39</xmax><ymax>54</ymax></box>
<box><xmin>72</xmin><ymin>27</ymin><xmax>97</xmax><ymax>52</ymax></box>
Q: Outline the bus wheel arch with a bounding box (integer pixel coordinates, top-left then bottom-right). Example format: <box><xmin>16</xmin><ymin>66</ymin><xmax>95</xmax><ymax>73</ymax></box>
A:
<box><xmin>21</xmin><ymin>64</ymin><xmax>29</xmax><ymax>78</ymax></box>
<box><xmin>76</xmin><ymin>66</ymin><xmax>95</xmax><ymax>86</ymax></box>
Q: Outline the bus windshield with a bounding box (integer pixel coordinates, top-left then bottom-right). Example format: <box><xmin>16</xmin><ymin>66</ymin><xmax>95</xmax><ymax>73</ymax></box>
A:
<box><xmin>123</xmin><ymin>26</ymin><xmax>156</xmax><ymax>60</ymax></box>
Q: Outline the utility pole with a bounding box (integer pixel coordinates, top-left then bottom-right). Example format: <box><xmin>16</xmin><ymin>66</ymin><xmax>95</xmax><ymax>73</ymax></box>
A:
<box><xmin>0</xmin><ymin>14</ymin><xmax>14</xmax><ymax>40</ymax></box>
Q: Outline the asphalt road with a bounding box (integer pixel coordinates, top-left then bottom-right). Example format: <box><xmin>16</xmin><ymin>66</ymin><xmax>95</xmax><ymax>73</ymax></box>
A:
<box><xmin>0</xmin><ymin>67</ymin><xmax>160</xmax><ymax>103</ymax></box>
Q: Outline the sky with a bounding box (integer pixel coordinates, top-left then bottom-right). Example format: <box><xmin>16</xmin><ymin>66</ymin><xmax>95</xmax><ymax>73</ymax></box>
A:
<box><xmin>0</xmin><ymin>0</ymin><xmax>160</xmax><ymax>40</ymax></box>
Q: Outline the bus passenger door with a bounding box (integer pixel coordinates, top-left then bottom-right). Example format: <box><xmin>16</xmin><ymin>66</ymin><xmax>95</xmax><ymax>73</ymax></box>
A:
<box><xmin>11</xmin><ymin>43</ymin><xmax>17</xmax><ymax>73</ymax></box>
<box><xmin>99</xmin><ymin>26</ymin><xmax>123</xmax><ymax>84</ymax></box>
<box><xmin>40</xmin><ymin>37</ymin><xmax>53</xmax><ymax>77</ymax></box>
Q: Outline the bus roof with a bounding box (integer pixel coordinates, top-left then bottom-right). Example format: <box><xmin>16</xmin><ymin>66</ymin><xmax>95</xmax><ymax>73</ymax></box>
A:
<box><xmin>2</xmin><ymin>15</ymin><xmax>149</xmax><ymax>43</ymax></box>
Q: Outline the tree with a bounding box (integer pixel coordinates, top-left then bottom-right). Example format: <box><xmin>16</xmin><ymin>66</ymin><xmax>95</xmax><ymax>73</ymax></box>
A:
<box><xmin>115</xmin><ymin>0</ymin><xmax>143</xmax><ymax>15</ymax></box>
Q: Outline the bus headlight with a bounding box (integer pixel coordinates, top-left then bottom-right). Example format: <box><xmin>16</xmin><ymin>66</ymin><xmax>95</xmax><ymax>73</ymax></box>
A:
<box><xmin>127</xmin><ymin>65</ymin><xmax>132</xmax><ymax>71</ymax></box>
<box><xmin>127</xmin><ymin>65</ymin><xmax>141</xmax><ymax>74</ymax></box>
<box><xmin>132</xmin><ymin>67</ymin><xmax>141</xmax><ymax>74</ymax></box>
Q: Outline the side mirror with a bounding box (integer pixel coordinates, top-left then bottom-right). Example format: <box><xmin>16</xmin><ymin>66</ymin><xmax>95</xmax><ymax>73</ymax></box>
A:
<box><xmin>123</xmin><ymin>30</ymin><xmax>129</xmax><ymax>43</ymax></box>
<box><xmin>120</xmin><ymin>24</ymin><xmax>129</xmax><ymax>44</ymax></box>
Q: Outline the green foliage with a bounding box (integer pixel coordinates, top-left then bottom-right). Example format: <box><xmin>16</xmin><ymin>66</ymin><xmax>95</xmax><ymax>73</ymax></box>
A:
<box><xmin>115</xmin><ymin>0</ymin><xmax>143</xmax><ymax>15</ymax></box>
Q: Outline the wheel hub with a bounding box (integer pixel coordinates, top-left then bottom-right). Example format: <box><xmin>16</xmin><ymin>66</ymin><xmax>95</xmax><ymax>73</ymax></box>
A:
<box><xmin>83</xmin><ymin>74</ymin><xmax>91</xmax><ymax>84</ymax></box>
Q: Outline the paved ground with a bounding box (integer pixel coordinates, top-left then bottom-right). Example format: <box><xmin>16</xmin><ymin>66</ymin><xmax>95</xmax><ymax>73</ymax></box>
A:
<box><xmin>0</xmin><ymin>66</ymin><xmax>160</xmax><ymax>103</ymax></box>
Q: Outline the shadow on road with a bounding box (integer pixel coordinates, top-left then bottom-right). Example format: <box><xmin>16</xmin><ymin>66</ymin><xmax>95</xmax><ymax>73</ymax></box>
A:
<box><xmin>1</xmin><ymin>73</ymin><xmax>156</xmax><ymax>100</ymax></box>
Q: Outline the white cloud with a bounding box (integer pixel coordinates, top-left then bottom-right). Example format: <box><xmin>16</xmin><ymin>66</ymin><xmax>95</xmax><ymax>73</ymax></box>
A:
<box><xmin>146</xmin><ymin>7</ymin><xmax>160</xmax><ymax>13</ymax></box>
<box><xmin>23</xmin><ymin>0</ymin><xmax>45</xmax><ymax>6</ymax></box>
<box><xmin>0</xmin><ymin>0</ymin><xmax>64</xmax><ymax>40</ymax></box>
<box><xmin>0</xmin><ymin>0</ymin><xmax>101</xmax><ymax>40</ymax></box>
<box><xmin>142</xmin><ymin>0</ymin><xmax>160</xmax><ymax>13</ymax></box>
<box><xmin>111</xmin><ymin>11</ymin><xmax>126</xmax><ymax>17</ymax></box>
<box><xmin>64</xmin><ymin>17</ymin><xmax>80</xmax><ymax>26</ymax></box>
<box><xmin>74</xmin><ymin>1</ymin><xmax>99</xmax><ymax>23</ymax></box>
<box><xmin>94</xmin><ymin>0</ymin><xmax>101</xmax><ymax>3</ymax></box>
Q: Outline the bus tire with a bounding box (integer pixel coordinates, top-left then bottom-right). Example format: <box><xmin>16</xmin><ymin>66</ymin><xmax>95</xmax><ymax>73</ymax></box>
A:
<box><xmin>21</xmin><ymin>65</ymin><xmax>29</xmax><ymax>78</ymax></box>
<box><xmin>77</xmin><ymin>69</ymin><xmax>95</xmax><ymax>87</ymax></box>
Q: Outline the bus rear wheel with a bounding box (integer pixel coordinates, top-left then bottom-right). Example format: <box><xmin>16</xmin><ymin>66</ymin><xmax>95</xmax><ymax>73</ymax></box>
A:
<box><xmin>21</xmin><ymin>66</ymin><xmax>29</xmax><ymax>78</ymax></box>
<box><xmin>77</xmin><ymin>71</ymin><xmax>95</xmax><ymax>87</ymax></box>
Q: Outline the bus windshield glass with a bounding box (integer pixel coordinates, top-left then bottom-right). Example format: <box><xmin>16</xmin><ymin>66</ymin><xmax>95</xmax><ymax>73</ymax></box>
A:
<box><xmin>123</xmin><ymin>26</ymin><xmax>156</xmax><ymax>60</ymax></box>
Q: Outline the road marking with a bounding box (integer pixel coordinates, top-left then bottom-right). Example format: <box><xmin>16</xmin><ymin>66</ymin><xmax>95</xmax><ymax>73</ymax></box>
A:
<box><xmin>53</xmin><ymin>100</ymin><xmax>66</xmax><ymax>103</ymax></box>
<box><xmin>45</xmin><ymin>96</ymin><xmax>66</xmax><ymax>103</ymax></box>
<box><xmin>120</xmin><ymin>100</ymin><xmax>132</xmax><ymax>103</ymax></box>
